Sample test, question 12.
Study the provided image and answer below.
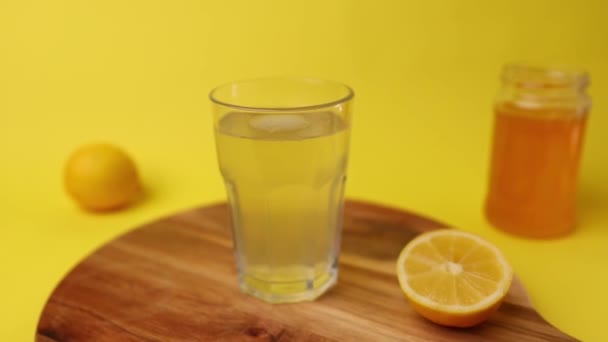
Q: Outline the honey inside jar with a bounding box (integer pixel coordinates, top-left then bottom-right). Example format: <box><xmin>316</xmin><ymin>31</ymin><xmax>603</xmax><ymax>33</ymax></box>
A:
<box><xmin>485</xmin><ymin>65</ymin><xmax>590</xmax><ymax>238</ymax></box>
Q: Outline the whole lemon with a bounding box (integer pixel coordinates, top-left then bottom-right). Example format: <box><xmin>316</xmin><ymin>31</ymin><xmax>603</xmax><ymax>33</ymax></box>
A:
<box><xmin>64</xmin><ymin>143</ymin><xmax>142</xmax><ymax>211</ymax></box>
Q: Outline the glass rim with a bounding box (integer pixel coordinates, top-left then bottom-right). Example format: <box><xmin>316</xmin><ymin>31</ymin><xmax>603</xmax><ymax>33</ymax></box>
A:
<box><xmin>209</xmin><ymin>77</ymin><xmax>354</xmax><ymax>112</ymax></box>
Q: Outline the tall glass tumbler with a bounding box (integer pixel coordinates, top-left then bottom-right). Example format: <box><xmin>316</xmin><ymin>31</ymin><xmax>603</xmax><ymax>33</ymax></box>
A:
<box><xmin>210</xmin><ymin>78</ymin><xmax>354</xmax><ymax>303</ymax></box>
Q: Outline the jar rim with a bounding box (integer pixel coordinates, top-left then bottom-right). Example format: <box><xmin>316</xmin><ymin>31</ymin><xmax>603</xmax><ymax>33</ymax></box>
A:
<box><xmin>502</xmin><ymin>63</ymin><xmax>589</xmax><ymax>89</ymax></box>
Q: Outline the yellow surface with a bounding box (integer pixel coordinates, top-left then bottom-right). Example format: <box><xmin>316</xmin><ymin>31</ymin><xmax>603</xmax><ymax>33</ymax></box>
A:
<box><xmin>1</xmin><ymin>0</ymin><xmax>607</xmax><ymax>340</ymax></box>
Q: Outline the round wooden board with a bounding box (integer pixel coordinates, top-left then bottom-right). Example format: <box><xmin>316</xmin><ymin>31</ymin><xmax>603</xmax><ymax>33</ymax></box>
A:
<box><xmin>37</xmin><ymin>200</ymin><xmax>576</xmax><ymax>341</ymax></box>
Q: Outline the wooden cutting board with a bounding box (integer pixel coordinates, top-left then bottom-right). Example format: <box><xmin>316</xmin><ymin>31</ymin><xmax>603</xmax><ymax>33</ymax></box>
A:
<box><xmin>37</xmin><ymin>200</ymin><xmax>576</xmax><ymax>341</ymax></box>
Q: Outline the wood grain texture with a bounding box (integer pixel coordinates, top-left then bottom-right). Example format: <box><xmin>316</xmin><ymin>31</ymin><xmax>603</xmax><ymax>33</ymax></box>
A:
<box><xmin>37</xmin><ymin>200</ymin><xmax>577</xmax><ymax>341</ymax></box>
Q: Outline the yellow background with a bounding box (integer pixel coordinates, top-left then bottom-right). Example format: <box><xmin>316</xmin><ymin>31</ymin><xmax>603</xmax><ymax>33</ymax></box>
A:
<box><xmin>2</xmin><ymin>0</ymin><xmax>607</xmax><ymax>340</ymax></box>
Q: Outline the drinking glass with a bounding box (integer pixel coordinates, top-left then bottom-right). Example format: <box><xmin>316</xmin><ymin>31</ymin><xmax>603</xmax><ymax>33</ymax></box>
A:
<box><xmin>210</xmin><ymin>78</ymin><xmax>354</xmax><ymax>302</ymax></box>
